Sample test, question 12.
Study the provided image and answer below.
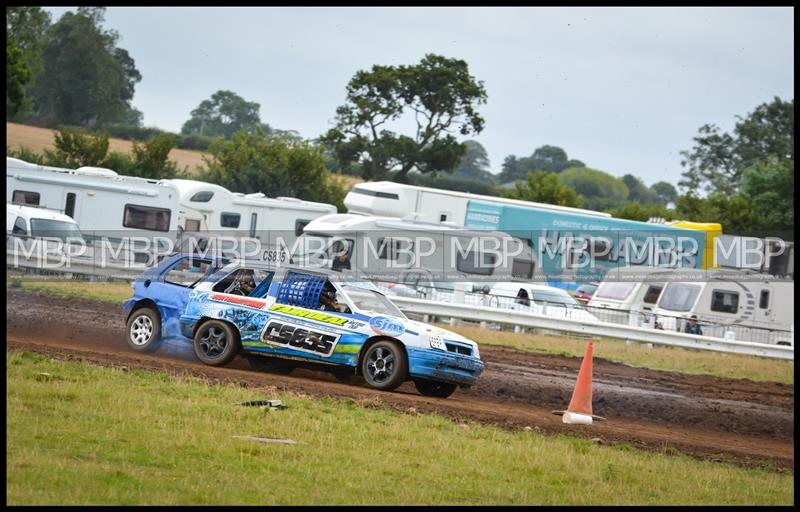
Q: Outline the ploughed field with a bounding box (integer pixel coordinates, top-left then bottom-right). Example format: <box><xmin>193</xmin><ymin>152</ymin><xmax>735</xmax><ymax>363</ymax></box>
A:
<box><xmin>6</xmin><ymin>289</ymin><xmax>793</xmax><ymax>470</ymax></box>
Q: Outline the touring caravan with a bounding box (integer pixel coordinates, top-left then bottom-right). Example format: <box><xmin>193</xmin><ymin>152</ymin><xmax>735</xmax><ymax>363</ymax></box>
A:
<box><xmin>291</xmin><ymin>213</ymin><xmax>537</xmax><ymax>285</ymax></box>
<box><xmin>587</xmin><ymin>266</ymin><xmax>675</xmax><ymax>325</ymax></box>
<box><xmin>649</xmin><ymin>268</ymin><xmax>794</xmax><ymax>345</ymax></box>
<box><xmin>6</xmin><ymin>157</ymin><xmax>206</xmax><ymax>243</ymax></box>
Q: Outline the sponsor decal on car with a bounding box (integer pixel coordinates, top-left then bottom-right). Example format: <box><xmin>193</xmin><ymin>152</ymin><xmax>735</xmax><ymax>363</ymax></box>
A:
<box><xmin>269</xmin><ymin>304</ymin><xmax>349</xmax><ymax>326</ymax></box>
<box><xmin>261</xmin><ymin>320</ymin><xmax>340</xmax><ymax>357</ymax></box>
<box><xmin>369</xmin><ymin>316</ymin><xmax>405</xmax><ymax>337</ymax></box>
<box><xmin>209</xmin><ymin>293</ymin><xmax>268</xmax><ymax>309</ymax></box>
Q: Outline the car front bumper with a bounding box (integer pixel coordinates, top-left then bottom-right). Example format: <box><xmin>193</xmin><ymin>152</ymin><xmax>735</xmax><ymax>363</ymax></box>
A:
<box><xmin>406</xmin><ymin>347</ymin><xmax>485</xmax><ymax>386</ymax></box>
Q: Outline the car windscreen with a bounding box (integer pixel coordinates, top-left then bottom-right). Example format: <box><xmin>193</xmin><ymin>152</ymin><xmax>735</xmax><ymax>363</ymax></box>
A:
<box><xmin>29</xmin><ymin>218</ymin><xmax>83</xmax><ymax>241</ymax></box>
<box><xmin>532</xmin><ymin>290</ymin><xmax>579</xmax><ymax>306</ymax></box>
<box><xmin>594</xmin><ymin>281</ymin><xmax>636</xmax><ymax>301</ymax></box>
<box><xmin>658</xmin><ymin>283</ymin><xmax>702</xmax><ymax>312</ymax></box>
<box><xmin>340</xmin><ymin>284</ymin><xmax>407</xmax><ymax>319</ymax></box>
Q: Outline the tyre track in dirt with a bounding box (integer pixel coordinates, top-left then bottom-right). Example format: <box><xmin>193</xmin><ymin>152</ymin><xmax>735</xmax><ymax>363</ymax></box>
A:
<box><xmin>5</xmin><ymin>290</ymin><xmax>794</xmax><ymax>470</ymax></box>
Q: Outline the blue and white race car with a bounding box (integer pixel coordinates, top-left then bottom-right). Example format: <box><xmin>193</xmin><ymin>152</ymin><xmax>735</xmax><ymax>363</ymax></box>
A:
<box><xmin>168</xmin><ymin>261</ymin><xmax>485</xmax><ymax>398</ymax></box>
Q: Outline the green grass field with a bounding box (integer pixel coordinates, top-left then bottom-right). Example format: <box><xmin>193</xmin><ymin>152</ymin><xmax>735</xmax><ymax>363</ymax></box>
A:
<box><xmin>7</xmin><ymin>277</ymin><xmax>793</xmax><ymax>384</ymax></box>
<box><xmin>6</xmin><ymin>351</ymin><xmax>793</xmax><ymax>505</ymax></box>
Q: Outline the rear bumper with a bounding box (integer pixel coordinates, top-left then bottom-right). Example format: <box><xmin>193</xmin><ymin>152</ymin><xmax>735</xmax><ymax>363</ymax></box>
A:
<box><xmin>406</xmin><ymin>347</ymin><xmax>485</xmax><ymax>386</ymax></box>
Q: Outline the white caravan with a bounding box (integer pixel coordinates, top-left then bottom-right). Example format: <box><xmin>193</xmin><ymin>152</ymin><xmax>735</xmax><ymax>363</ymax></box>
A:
<box><xmin>344</xmin><ymin>181</ymin><xmax>611</xmax><ymax>224</ymax></box>
<box><xmin>291</xmin><ymin>213</ymin><xmax>537</xmax><ymax>285</ymax></box>
<box><xmin>649</xmin><ymin>268</ymin><xmax>794</xmax><ymax>345</ymax></box>
<box><xmin>6</xmin><ymin>157</ymin><xmax>206</xmax><ymax>243</ymax></box>
<box><xmin>165</xmin><ymin>179</ymin><xmax>336</xmax><ymax>251</ymax></box>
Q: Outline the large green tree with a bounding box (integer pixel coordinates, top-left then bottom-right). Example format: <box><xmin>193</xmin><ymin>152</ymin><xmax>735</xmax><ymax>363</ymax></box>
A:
<box><xmin>450</xmin><ymin>140</ymin><xmax>495</xmax><ymax>184</ymax></box>
<box><xmin>622</xmin><ymin>174</ymin><xmax>660</xmax><ymax>204</ymax></box>
<box><xmin>651</xmin><ymin>181</ymin><xmax>678</xmax><ymax>205</ymax></box>
<box><xmin>6</xmin><ymin>35</ymin><xmax>32</xmax><ymax>118</ymax></box>
<box><xmin>6</xmin><ymin>7</ymin><xmax>52</xmax><ymax>119</ymax></box>
<box><xmin>181</xmin><ymin>90</ymin><xmax>263</xmax><ymax>139</ymax></box>
<box><xmin>200</xmin><ymin>130</ymin><xmax>346</xmax><ymax>208</ymax></box>
<box><xmin>558</xmin><ymin>167</ymin><xmax>628</xmax><ymax>211</ymax></box>
<box><xmin>679</xmin><ymin>97</ymin><xmax>794</xmax><ymax>195</ymax></box>
<box><xmin>322</xmin><ymin>54</ymin><xmax>487</xmax><ymax>181</ymax></box>
<box><xmin>28</xmin><ymin>7</ymin><xmax>142</xmax><ymax>128</ymax></box>
<box><xmin>501</xmin><ymin>171</ymin><xmax>584</xmax><ymax>207</ymax></box>
<box><xmin>497</xmin><ymin>145</ymin><xmax>584</xmax><ymax>184</ymax></box>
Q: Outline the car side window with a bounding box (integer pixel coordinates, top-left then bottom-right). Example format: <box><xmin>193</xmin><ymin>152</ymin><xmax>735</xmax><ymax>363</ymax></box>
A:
<box><xmin>164</xmin><ymin>258</ymin><xmax>213</xmax><ymax>287</ymax></box>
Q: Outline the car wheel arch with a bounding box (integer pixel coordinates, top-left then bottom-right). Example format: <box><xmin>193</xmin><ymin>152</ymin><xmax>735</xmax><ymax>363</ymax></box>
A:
<box><xmin>192</xmin><ymin>316</ymin><xmax>240</xmax><ymax>341</ymax></box>
<box><xmin>356</xmin><ymin>336</ymin><xmax>407</xmax><ymax>376</ymax></box>
<box><xmin>128</xmin><ymin>299</ymin><xmax>161</xmax><ymax>322</ymax></box>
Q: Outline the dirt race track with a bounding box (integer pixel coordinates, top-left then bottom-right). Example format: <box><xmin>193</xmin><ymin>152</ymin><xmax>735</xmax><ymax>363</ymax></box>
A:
<box><xmin>6</xmin><ymin>289</ymin><xmax>794</xmax><ymax>470</ymax></box>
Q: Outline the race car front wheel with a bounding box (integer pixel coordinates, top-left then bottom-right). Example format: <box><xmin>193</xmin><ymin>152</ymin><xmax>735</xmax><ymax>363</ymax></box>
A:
<box><xmin>193</xmin><ymin>320</ymin><xmax>241</xmax><ymax>366</ymax></box>
<box><xmin>414</xmin><ymin>379</ymin><xmax>458</xmax><ymax>398</ymax></box>
<box><xmin>361</xmin><ymin>340</ymin><xmax>407</xmax><ymax>391</ymax></box>
<box><xmin>126</xmin><ymin>306</ymin><xmax>161</xmax><ymax>353</ymax></box>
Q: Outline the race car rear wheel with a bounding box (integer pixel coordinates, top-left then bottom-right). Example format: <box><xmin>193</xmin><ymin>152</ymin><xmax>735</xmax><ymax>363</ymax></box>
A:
<box><xmin>246</xmin><ymin>354</ymin><xmax>294</xmax><ymax>375</ymax></box>
<box><xmin>361</xmin><ymin>340</ymin><xmax>407</xmax><ymax>391</ymax></box>
<box><xmin>126</xmin><ymin>306</ymin><xmax>161</xmax><ymax>353</ymax></box>
<box><xmin>193</xmin><ymin>320</ymin><xmax>241</xmax><ymax>366</ymax></box>
<box><xmin>414</xmin><ymin>379</ymin><xmax>458</xmax><ymax>398</ymax></box>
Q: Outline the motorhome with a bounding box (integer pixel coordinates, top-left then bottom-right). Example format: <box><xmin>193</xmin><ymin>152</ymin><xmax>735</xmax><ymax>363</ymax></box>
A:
<box><xmin>291</xmin><ymin>213</ymin><xmax>537</xmax><ymax>285</ymax></box>
<box><xmin>6</xmin><ymin>157</ymin><xmax>206</xmax><ymax>244</ymax></box>
<box><xmin>165</xmin><ymin>179</ymin><xmax>336</xmax><ymax>253</ymax></box>
<box><xmin>345</xmin><ymin>180</ymin><xmax>610</xmax><ymax>225</ymax></box>
<box><xmin>649</xmin><ymin>268</ymin><xmax>794</xmax><ymax>345</ymax></box>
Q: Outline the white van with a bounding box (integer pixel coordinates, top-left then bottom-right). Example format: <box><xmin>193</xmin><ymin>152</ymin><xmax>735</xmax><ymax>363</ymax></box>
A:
<box><xmin>487</xmin><ymin>282</ymin><xmax>600</xmax><ymax>322</ymax></box>
<box><xmin>650</xmin><ymin>268</ymin><xmax>794</xmax><ymax>344</ymax></box>
<box><xmin>7</xmin><ymin>203</ymin><xmax>83</xmax><ymax>241</ymax></box>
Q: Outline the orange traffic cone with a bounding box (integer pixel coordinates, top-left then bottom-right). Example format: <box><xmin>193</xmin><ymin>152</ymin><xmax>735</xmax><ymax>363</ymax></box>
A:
<box><xmin>552</xmin><ymin>341</ymin><xmax>606</xmax><ymax>424</ymax></box>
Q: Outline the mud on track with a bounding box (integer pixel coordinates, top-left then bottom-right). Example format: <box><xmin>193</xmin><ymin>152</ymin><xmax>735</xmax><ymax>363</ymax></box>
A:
<box><xmin>6</xmin><ymin>290</ymin><xmax>794</xmax><ymax>470</ymax></box>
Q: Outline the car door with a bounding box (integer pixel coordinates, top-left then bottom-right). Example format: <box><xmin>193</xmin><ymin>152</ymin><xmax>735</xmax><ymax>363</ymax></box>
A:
<box><xmin>155</xmin><ymin>257</ymin><xmax>220</xmax><ymax>335</ymax></box>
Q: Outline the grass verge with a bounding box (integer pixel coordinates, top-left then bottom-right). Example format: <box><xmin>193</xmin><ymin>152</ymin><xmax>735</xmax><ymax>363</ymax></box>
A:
<box><xmin>6</xmin><ymin>350</ymin><xmax>793</xmax><ymax>505</ymax></box>
<box><xmin>6</xmin><ymin>277</ymin><xmax>793</xmax><ymax>385</ymax></box>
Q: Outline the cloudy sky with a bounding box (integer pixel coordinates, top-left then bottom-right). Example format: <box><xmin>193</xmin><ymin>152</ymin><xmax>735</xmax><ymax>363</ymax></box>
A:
<box><xmin>45</xmin><ymin>6</ymin><xmax>794</xmax><ymax>187</ymax></box>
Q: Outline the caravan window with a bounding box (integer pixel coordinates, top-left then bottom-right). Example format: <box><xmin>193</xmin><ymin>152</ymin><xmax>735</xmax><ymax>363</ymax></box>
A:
<box><xmin>13</xmin><ymin>217</ymin><xmax>28</xmax><ymax>235</ymax></box>
<box><xmin>295</xmin><ymin>219</ymin><xmax>310</xmax><ymax>237</ymax></box>
<box><xmin>351</xmin><ymin>188</ymin><xmax>400</xmax><ymax>200</ymax></box>
<box><xmin>594</xmin><ymin>282</ymin><xmax>636</xmax><ymax>301</ymax></box>
<box><xmin>759</xmin><ymin>290</ymin><xmax>770</xmax><ymax>309</ymax></box>
<box><xmin>456</xmin><ymin>251</ymin><xmax>497</xmax><ymax>276</ymax></box>
<box><xmin>512</xmin><ymin>258</ymin><xmax>535</xmax><ymax>279</ymax></box>
<box><xmin>12</xmin><ymin>190</ymin><xmax>40</xmax><ymax>206</ymax></box>
<box><xmin>710</xmin><ymin>290</ymin><xmax>739</xmax><ymax>314</ymax></box>
<box><xmin>659</xmin><ymin>283</ymin><xmax>701</xmax><ymax>312</ymax></box>
<box><xmin>642</xmin><ymin>285</ymin><xmax>663</xmax><ymax>304</ymax></box>
<box><xmin>184</xmin><ymin>219</ymin><xmax>201</xmax><ymax>232</ymax></box>
<box><xmin>123</xmin><ymin>204</ymin><xmax>171</xmax><ymax>232</ymax></box>
<box><xmin>220</xmin><ymin>212</ymin><xmax>241</xmax><ymax>228</ymax></box>
<box><xmin>190</xmin><ymin>191</ymin><xmax>214</xmax><ymax>202</ymax></box>
<box><xmin>378</xmin><ymin>237</ymin><xmax>401</xmax><ymax>261</ymax></box>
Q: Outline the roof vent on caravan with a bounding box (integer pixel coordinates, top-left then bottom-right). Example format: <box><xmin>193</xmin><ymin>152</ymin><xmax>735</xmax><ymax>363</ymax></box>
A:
<box><xmin>75</xmin><ymin>166</ymin><xmax>118</xmax><ymax>177</ymax></box>
<box><xmin>244</xmin><ymin>192</ymin><xmax>266</xmax><ymax>199</ymax></box>
<box><xmin>276</xmin><ymin>196</ymin><xmax>302</xmax><ymax>202</ymax></box>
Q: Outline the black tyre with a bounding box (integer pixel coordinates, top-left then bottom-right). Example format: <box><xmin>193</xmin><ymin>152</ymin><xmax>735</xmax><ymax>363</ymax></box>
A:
<box><xmin>360</xmin><ymin>340</ymin><xmax>407</xmax><ymax>391</ymax></box>
<box><xmin>193</xmin><ymin>320</ymin><xmax>241</xmax><ymax>366</ymax></box>
<box><xmin>126</xmin><ymin>306</ymin><xmax>162</xmax><ymax>352</ymax></box>
<box><xmin>414</xmin><ymin>379</ymin><xmax>458</xmax><ymax>398</ymax></box>
<box><xmin>246</xmin><ymin>354</ymin><xmax>294</xmax><ymax>375</ymax></box>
